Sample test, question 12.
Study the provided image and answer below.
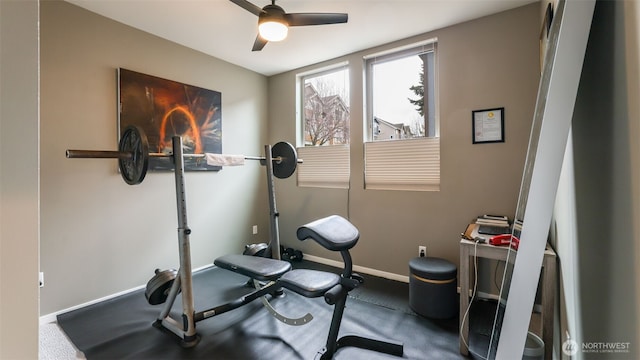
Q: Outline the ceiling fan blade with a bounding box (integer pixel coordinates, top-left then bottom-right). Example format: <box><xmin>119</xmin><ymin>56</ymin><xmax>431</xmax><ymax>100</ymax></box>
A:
<box><xmin>252</xmin><ymin>35</ymin><xmax>268</xmax><ymax>51</ymax></box>
<box><xmin>229</xmin><ymin>0</ymin><xmax>265</xmax><ymax>17</ymax></box>
<box><xmin>284</xmin><ymin>13</ymin><xmax>348</xmax><ymax>26</ymax></box>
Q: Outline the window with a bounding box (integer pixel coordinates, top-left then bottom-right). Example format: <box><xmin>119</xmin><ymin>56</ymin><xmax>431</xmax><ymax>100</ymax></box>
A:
<box><xmin>364</xmin><ymin>40</ymin><xmax>440</xmax><ymax>191</ymax></box>
<box><xmin>296</xmin><ymin>64</ymin><xmax>350</xmax><ymax>188</ymax></box>
<box><xmin>301</xmin><ymin>66</ymin><xmax>350</xmax><ymax>146</ymax></box>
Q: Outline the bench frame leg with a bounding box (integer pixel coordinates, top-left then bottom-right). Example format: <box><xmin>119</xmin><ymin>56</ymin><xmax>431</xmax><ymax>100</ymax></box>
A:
<box><xmin>315</xmin><ymin>250</ymin><xmax>404</xmax><ymax>359</ymax></box>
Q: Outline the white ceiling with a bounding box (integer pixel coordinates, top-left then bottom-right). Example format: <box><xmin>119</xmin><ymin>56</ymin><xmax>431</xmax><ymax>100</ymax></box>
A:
<box><xmin>65</xmin><ymin>0</ymin><xmax>536</xmax><ymax>76</ymax></box>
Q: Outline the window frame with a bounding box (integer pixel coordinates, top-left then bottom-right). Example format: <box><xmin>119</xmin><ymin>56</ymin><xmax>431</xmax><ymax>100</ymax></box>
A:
<box><xmin>296</xmin><ymin>62</ymin><xmax>350</xmax><ymax>148</ymax></box>
<box><xmin>363</xmin><ymin>39</ymin><xmax>441</xmax><ymax>191</ymax></box>
<box><xmin>295</xmin><ymin>62</ymin><xmax>351</xmax><ymax>189</ymax></box>
<box><xmin>364</xmin><ymin>39</ymin><xmax>439</xmax><ymax>142</ymax></box>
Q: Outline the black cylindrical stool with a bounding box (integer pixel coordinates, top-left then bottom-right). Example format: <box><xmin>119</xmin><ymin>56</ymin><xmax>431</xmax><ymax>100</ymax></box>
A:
<box><xmin>409</xmin><ymin>257</ymin><xmax>458</xmax><ymax>319</ymax></box>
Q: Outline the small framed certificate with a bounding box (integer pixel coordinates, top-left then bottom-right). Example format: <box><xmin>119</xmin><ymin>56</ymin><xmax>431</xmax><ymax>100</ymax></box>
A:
<box><xmin>472</xmin><ymin>107</ymin><xmax>505</xmax><ymax>144</ymax></box>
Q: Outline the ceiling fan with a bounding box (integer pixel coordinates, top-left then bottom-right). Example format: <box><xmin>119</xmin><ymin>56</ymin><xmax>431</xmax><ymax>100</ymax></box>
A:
<box><xmin>230</xmin><ymin>0</ymin><xmax>348</xmax><ymax>51</ymax></box>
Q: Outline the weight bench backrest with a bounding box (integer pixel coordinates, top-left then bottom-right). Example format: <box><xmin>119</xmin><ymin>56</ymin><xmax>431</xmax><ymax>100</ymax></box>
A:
<box><xmin>296</xmin><ymin>215</ymin><xmax>359</xmax><ymax>251</ymax></box>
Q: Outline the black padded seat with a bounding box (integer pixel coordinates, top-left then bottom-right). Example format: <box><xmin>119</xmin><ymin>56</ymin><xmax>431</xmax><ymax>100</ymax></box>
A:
<box><xmin>214</xmin><ymin>254</ymin><xmax>291</xmax><ymax>282</ymax></box>
<box><xmin>278</xmin><ymin>269</ymin><xmax>341</xmax><ymax>298</ymax></box>
<box><xmin>296</xmin><ymin>215</ymin><xmax>359</xmax><ymax>251</ymax></box>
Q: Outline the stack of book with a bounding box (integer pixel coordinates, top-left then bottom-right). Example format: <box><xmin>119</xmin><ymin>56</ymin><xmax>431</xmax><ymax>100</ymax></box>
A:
<box><xmin>476</xmin><ymin>214</ymin><xmax>509</xmax><ymax>226</ymax></box>
<box><xmin>476</xmin><ymin>215</ymin><xmax>510</xmax><ymax>235</ymax></box>
<box><xmin>512</xmin><ymin>219</ymin><xmax>523</xmax><ymax>237</ymax></box>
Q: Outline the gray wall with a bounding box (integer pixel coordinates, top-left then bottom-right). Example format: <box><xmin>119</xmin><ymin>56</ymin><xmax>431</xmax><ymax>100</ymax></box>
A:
<box><xmin>557</xmin><ymin>0</ymin><xmax>640</xmax><ymax>358</ymax></box>
<box><xmin>268</xmin><ymin>4</ymin><xmax>540</xmax><ymax>276</ymax></box>
<box><xmin>0</xmin><ymin>1</ymin><xmax>40</xmax><ymax>358</ymax></box>
<box><xmin>40</xmin><ymin>1</ymin><xmax>270</xmax><ymax>315</ymax></box>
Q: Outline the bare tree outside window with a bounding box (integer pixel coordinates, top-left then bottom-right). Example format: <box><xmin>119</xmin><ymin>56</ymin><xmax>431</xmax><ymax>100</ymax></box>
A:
<box><xmin>303</xmin><ymin>68</ymin><xmax>350</xmax><ymax>146</ymax></box>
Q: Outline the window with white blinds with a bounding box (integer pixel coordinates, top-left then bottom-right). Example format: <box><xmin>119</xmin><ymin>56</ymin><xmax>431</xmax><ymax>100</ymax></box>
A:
<box><xmin>363</xmin><ymin>39</ymin><xmax>440</xmax><ymax>191</ymax></box>
<box><xmin>297</xmin><ymin>145</ymin><xmax>350</xmax><ymax>189</ymax></box>
<box><xmin>364</xmin><ymin>137</ymin><xmax>440</xmax><ymax>191</ymax></box>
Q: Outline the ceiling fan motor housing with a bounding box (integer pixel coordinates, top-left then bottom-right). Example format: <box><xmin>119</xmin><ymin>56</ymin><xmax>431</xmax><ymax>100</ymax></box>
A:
<box><xmin>260</xmin><ymin>4</ymin><xmax>287</xmax><ymax>25</ymax></box>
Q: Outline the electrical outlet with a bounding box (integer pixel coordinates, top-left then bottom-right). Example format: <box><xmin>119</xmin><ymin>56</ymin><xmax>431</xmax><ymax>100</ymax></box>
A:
<box><xmin>419</xmin><ymin>246</ymin><xmax>426</xmax><ymax>257</ymax></box>
<box><xmin>252</xmin><ymin>225</ymin><xmax>258</xmax><ymax>235</ymax></box>
<box><xmin>39</xmin><ymin>272</ymin><xmax>44</xmax><ymax>288</ymax></box>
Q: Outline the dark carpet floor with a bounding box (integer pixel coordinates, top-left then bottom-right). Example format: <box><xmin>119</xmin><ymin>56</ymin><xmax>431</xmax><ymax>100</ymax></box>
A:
<box><xmin>57</xmin><ymin>260</ymin><xmax>495</xmax><ymax>359</ymax></box>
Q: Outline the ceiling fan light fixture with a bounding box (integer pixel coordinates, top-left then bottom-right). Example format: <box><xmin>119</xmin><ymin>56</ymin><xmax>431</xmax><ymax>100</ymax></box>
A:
<box><xmin>230</xmin><ymin>0</ymin><xmax>348</xmax><ymax>51</ymax></box>
<box><xmin>258</xmin><ymin>18</ymin><xmax>288</xmax><ymax>42</ymax></box>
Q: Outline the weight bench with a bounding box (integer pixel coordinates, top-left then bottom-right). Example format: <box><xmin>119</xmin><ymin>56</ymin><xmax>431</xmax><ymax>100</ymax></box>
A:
<box><xmin>277</xmin><ymin>215</ymin><xmax>404</xmax><ymax>359</ymax></box>
<box><xmin>214</xmin><ymin>254</ymin><xmax>291</xmax><ymax>282</ymax></box>
<box><xmin>213</xmin><ymin>253</ymin><xmax>315</xmax><ymax>326</ymax></box>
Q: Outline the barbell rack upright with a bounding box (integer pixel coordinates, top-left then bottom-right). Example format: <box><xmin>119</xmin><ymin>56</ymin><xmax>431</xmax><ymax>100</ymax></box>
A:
<box><xmin>264</xmin><ymin>144</ymin><xmax>281</xmax><ymax>260</ymax></box>
<box><xmin>154</xmin><ymin>135</ymin><xmax>200</xmax><ymax>346</ymax></box>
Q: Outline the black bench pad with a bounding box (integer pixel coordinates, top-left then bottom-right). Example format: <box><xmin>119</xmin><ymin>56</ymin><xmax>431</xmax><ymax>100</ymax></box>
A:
<box><xmin>214</xmin><ymin>254</ymin><xmax>291</xmax><ymax>282</ymax></box>
<box><xmin>278</xmin><ymin>269</ymin><xmax>341</xmax><ymax>298</ymax></box>
<box><xmin>296</xmin><ymin>215</ymin><xmax>359</xmax><ymax>251</ymax></box>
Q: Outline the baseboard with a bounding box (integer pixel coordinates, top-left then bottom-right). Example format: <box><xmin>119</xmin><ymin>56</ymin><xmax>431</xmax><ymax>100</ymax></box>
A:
<box><xmin>40</xmin><ymin>312</ymin><xmax>60</xmax><ymax>325</ymax></box>
<box><xmin>303</xmin><ymin>254</ymin><xmax>410</xmax><ymax>283</ymax></box>
<box><xmin>40</xmin><ymin>264</ymin><xmax>215</xmax><ymax>325</ymax></box>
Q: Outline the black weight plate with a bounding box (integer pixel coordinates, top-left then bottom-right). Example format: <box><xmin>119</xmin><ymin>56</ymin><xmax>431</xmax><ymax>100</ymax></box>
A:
<box><xmin>118</xmin><ymin>125</ymin><xmax>149</xmax><ymax>185</ymax></box>
<box><xmin>145</xmin><ymin>269</ymin><xmax>178</xmax><ymax>305</ymax></box>
<box><xmin>145</xmin><ymin>269</ymin><xmax>177</xmax><ymax>305</ymax></box>
<box><xmin>271</xmin><ymin>142</ymin><xmax>298</xmax><ymax>179</ymax></box>
<box><xmin>243</xmin><ymin>243</ymin><xmax>268</xmax><ymax>257</ymax></box>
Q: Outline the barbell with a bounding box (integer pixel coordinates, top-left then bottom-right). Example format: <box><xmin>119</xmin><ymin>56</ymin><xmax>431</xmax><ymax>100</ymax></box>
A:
<box><xmin>66</xmin><ymin>125</ymin><xmax>300</xmax><ymax>185</ymax></box>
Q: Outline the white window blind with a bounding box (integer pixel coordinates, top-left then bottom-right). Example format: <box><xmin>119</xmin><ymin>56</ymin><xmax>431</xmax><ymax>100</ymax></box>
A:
<box><xmin>364</xmin><ymin>137</ymin><xmax>440</xmax><ymax>191</ymax></box>
<box><xmin>297</xmin><ymin>145</ymin><xmax>350</xmax><ymax>189</ymax></box>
